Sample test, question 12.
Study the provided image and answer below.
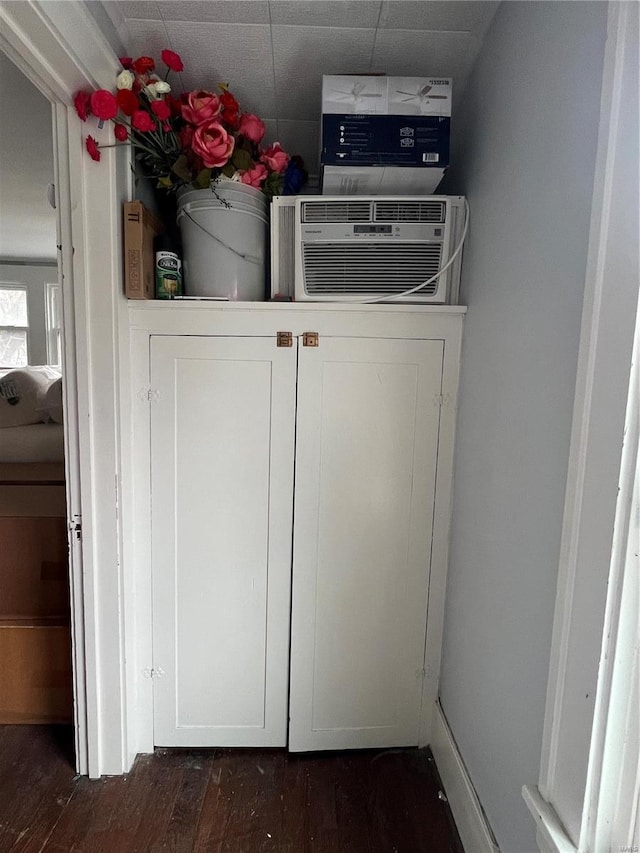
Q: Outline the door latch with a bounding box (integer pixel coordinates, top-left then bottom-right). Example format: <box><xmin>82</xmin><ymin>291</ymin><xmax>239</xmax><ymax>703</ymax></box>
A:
<box><xmin>277</xmin><ymin>331</ymin><xmax>293</xmax><ymax>347</ymax></box>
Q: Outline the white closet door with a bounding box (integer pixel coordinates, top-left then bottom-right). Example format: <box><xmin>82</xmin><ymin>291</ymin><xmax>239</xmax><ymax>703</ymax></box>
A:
<box><xmin>289</xmin><ymin>337</ymin><xmax>444</xmax><ymax>751</ymax></box>
<box><xmin>151</xmin><ymin>335</ymin><xmax>296</xmax><ymax>746</ymax></box>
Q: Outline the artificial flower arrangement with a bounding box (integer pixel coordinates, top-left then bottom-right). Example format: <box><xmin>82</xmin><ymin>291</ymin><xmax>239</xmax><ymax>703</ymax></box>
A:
<box><xmin>74</xmin><ymin>50</ymin><xmax>306</xmax><ymax>197</ymax></box>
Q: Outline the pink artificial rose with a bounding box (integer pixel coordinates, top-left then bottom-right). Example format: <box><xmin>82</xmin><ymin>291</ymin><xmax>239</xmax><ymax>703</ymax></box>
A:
<box><xmin>238</xmin><ymin>113</ymin><xmax>265</xmax><ymax>144</ymax></box>
<box><xmin>191</xmin><ymin>120</ymin><xmax>235</xmax><ymax>168</ymax></box>
<box><xmin>239</xmin><ymin>163</ymin><xmax>268</xmax><ymax>189</ymax></box>
<box><xmin>260</xmin><ymin>142</ymin><xmax>289</xmax><ymax>174</ymax></box>
<box><xmin>182</xmin><ymin>90</ymin><xmax>221</xmax><ymax>125</ymax></box>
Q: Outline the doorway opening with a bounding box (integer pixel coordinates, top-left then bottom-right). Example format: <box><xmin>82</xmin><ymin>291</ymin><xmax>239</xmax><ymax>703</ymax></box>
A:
<box><xmin>0</xmin><ymin>49</ymin><xmax>74</xmax><ymax>770</ymax></box>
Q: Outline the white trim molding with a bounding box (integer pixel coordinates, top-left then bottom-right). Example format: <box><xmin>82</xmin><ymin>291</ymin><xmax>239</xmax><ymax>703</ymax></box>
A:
<box><xmin>0</xmin><ymin>1</ymin><xmax>133</xmax><ymax>776</ymax></box>
<box><xmin>430</xmin><ymin>701</ymin><xmax>500</xmax><ymax>853</ymax></box>
<box><xmin>522</xmin><ymin>786</ymin><xmax>576</xmax><ymax>853</ymax></box>
<box><xmin>531</xmin><ymin>1</ymin><xmax>639</xmax><ymax>847</ymax></box>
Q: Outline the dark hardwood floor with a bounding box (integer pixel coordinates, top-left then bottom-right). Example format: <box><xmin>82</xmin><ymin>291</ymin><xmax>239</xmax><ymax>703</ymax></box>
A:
<box><xmin>0</xmin><ymin>725</ymin><xmax>463</xmax><ymax>852</ymax></box>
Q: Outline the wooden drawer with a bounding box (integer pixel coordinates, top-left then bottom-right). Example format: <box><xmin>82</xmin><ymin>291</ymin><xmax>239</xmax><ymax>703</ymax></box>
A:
<box><xmin>0</xmin><ymin>620</ymin><xmax>72</xmax><ymax>724</ymax></box>
<box><xmin>0</xmin><ymin>517</ymin><xmax>69</xmax><ymax>619</ymax></box>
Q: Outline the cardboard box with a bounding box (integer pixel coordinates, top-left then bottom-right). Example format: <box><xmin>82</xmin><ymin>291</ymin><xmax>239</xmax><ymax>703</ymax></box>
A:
<box><xmin>0</xmin><ymin>621</ymin><xmax>72</xmax><ymax>723</ymax></box>
<box><xmin>321</xmin><ymin>75</ymin><xmax>451</xmax><ymax>195</ymax></box>
<box><xmin>0</xmin><ymin>517</ymin><xmax>69</xmax><ymax>619</ymax></box>
<box><xmin>321</xmin><ymin>165</ymin><xmax>446</xmax><ymax>195</ymax></box>
<box><xmin>124</xmin><ymin>200</ymin><xmax>164</xmax><ymax>299</ymax></box>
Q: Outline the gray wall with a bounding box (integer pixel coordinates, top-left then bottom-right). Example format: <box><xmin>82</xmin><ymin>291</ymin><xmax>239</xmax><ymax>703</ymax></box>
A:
<box><xmin>438</xmin><ymin>3</ymin><xmax>608</xmax><ymax>851</ymax></box>
<box><xmin>0</xmin><ymin>52</ymin><xmax>57</xmax><ymax>262</ymax></box>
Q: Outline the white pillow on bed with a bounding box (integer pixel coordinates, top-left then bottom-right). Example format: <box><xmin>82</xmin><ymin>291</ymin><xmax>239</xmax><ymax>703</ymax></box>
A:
<box><xmin>0</xmin><ymin>369</ymin><xmax>51</xmax><ymax>428</ymax></box>
<box><xmin>44</xmin><ymin>376</ymin><xmax>63</xmax><ymax>424</ymax></box>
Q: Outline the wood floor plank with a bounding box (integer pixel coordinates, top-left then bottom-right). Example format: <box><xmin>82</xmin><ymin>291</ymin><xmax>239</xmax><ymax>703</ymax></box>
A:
<box><xmin>0</xmin><ymin>727</ymin><xmax>464</xmax><ymax>853</ymax></box>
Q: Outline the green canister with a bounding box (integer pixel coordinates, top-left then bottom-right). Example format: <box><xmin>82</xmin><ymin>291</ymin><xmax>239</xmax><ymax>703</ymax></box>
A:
<box><xmin>155</xmin><ymin>236</ymin><xmax>182</xmax><ymax>299</ymax></box>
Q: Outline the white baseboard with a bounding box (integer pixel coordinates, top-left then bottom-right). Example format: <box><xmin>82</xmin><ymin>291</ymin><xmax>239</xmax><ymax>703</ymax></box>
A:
<box><xmin>430</xmin><ymin>700</ymin><xmax>500</xmax><ymax>853</ymax></box>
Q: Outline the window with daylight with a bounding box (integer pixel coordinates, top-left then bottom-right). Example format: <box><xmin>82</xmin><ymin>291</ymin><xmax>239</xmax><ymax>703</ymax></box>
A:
<box><xmin>46</xmin><ymin>282</ymin><xmax>62</xmax><ymax>368</ymax></box>
<box><xmin>0</xmin><ymin>285</ymin><xmax>29</xmax><ymax>368</ymax></box>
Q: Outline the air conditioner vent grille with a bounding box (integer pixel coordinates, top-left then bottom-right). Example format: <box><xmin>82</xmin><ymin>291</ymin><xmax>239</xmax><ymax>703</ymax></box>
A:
<box><xmin>373</xmin><ymin>201</ymin><xmax>446</xmax><ymax>222</ymax></box>
<box><xmin>277</xmin><ymin>205</ymin><xmax>295</xmax><ymax>293</ymax></box>
<box><xmin>302</xmin><ymin>201</ymin><xmax>372</xmax><ymax>223</ymax></box>
<box><xmin>302</xmin><ymin>243</ymin><xmax>444</xmax><ymax>296</ymax></box>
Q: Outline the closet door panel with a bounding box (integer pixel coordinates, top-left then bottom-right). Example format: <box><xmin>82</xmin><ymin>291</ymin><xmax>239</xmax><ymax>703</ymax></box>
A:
<box><xmin>289</xmin><ymin>337</ymin><xmax>444</xmax><ymax>751</ymax></box>
<box><xmin>151</xmin><ymin>335</ymin><xmax>296</xmax><ymax>746</ymax></box>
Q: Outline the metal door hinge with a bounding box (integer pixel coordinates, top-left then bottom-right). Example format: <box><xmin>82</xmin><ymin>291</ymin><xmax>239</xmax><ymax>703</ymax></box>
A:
<box><xmin>143</xmin><ymin>666</ymin><xmax>165</xmax><ymax>679</ymax></box>
<box><xmin>68</xmin><ymin>515</ymin><xmax>82</xmax><ymax>541</ymax></box>
<box><xmin>277</xmin><ymin>331</ymin><xmax>293</xmax><ymax>348</ymax></box>
<box><xmin>433</xmin><ymin>393</ymin><xmax>451</xmax><ymax>408</ymax></box>
<box><xmin>302</xmin><ymin>332</ymin><xmax>319</xmax><ymax>347</ymax></box>
<box><xmin>138</xmin><ymin>387</ymin><xmax>160</xmax><ymax>402</ymax></box>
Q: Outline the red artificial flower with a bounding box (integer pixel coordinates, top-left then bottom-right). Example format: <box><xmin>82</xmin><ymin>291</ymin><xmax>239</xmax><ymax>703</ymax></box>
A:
<box><xmin>73</xmin><ymin>91</ymin><xmax>91</xmax><ymax>122</ymax></box>
<box><xmin>166</xmin><ymin>95</ymin><xmax>183</xmax><ymax>117</ymax></box>
<box><xmin>117</xmin><ymin>89</ymin><xmax>140</xmax><ymax>116</ymax></box>
<box><xmin>86</xmin><ymin>136</ymin><xmax>100</xmax><ymax>161</ymax></box>
<box><xmin>132</xmin><ymin>110</ymin><xmax>157</xmax><ymax>132</ymax></box>
<box><xmin>179</xmin><ymin>125</ymin><xmax>194</xmax><ymax>148</ymax></box>
<box><xmin>119</xmin><ymin>57</ymin><xmax>133</xmax><ymax>69</ymax></box>
<box><xmin>163</xmin><ymin>122</ymin><xmax>171</xmax><ymax>132</ymax></box>
<box><xmin>161</xmin><ymin>49</ymin><xmax>183</xmax><ymax>72</ymax></box>
<box><xmin>90</xmin><ymin>89</ymin><xmax>118</xmax><ymax>121</ymax></box>
<box><xmin>133</xmin><ymin>56</ymin><xmax>155</xmax><ymax>74</ymax></box>
<box><xmin>151</xmin><ymin>100</ymin><xmax>171</xmax><ymax>121</ymax></box>
<box><xmin>220</xmin><ymin>92</ymin><xmax>240</xmax><ymax>129</ymax></box>
<box><xmin>114</xmin><ymin>123</ymin><xmax>128</xmax><ymax>142</ymax></box>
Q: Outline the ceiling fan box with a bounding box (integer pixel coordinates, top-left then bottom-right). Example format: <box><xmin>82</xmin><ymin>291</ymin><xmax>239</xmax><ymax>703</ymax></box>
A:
<box><xmin>320</xmin><ymin>75</ymin><xmax>451</xmax><ymax>194</ymax></box>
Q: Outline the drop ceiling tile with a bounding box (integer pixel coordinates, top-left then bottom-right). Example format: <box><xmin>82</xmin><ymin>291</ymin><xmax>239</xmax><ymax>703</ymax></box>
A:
<box><xmin>379</xmin><ymin>1</ymin><xmax>499</xmax><ymax>35</ymax></box>
<box><xmin>115</xmin><ymin>1</ymin><xmax>160</xmax><ymax>21</ymax></box>
<box><xmin>159</xmin><ymin>1</ymin><xmax>270</xmax><ymax>24</ymax></box>
<box><xmin>371</xmin><ymin>28</ymin><xmax>473</xmax><ymax>83</ymax></box>
<box><xmin>97</xmin><ymin>1</ymin><xmax>126</xmax><ymax>29</ymax></box>
<box><xmin>269</xmin><ymin>1</ymin><xmax>381</xmax><ymax>28</ymax></box>
<box><xmin>161</xmin><ymin>22</ymin><xmax>277</xmax><ymax>115</ymax></box>
<box><xmin>276</xmin><ymin>120</ymin><xmax>320</xmax><ymax>175</ymax></box>
<box><xmin>272</xmin><ymin>25</ymin><xmax>376</xmax><ymax>120</ymax></box>
<box><xmin>120</xmin><ymin>19</ymin><xmax>170</xmax><ymax>62</ymax></box>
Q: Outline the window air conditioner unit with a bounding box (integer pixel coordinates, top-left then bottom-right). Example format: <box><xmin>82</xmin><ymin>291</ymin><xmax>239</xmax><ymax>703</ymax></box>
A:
<box><xmin>270</xmin><ymin>195</ymin><xmax>466</xmax><ymax>303</ymax></box>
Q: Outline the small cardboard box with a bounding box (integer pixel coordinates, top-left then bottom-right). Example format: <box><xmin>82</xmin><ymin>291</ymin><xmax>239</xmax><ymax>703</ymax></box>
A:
<box><xmin>123</xmin><ymin>201</ymin><xmax>164</xmax><ymax>299</ymax></box>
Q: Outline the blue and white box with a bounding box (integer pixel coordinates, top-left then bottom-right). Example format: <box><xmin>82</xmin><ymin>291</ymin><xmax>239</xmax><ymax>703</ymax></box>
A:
<box><xmin>321</xmin><ymin>75</ymin><xmax>451</xmax><ymax>195</ymax></box>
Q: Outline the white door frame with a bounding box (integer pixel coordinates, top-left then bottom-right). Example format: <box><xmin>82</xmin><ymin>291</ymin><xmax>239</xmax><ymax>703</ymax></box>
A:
<box><xmin>0</xmin><ymin>1</ymin><xmax>131</xmax><ymax>776</ymax></box>
<box><xmin>523</xmin><ymin>2</ymin><xmax>639</xmax><ymax>848</ymax></box>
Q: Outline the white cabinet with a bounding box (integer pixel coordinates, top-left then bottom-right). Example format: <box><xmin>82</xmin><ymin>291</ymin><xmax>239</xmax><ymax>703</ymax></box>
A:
<box><xmin>130</xmin><ymin>304</ymin><xmax>464</xmax><ymax>752</ymax></box>
<box><xmin>289</xmin><ymin>337</ymin><xmax>444</xmax><ymax>751</ymax></box>
<box><xmin>151</xmin><ymin>336</ymin><xmax>296</xmax><ymax>746</ymax></box>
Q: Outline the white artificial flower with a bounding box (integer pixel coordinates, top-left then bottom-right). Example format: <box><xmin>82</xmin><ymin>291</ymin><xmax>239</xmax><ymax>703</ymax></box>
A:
<box><xmin>145</xmin><ymin>83</ymin><xmax>159</xmax><ymax>99</ymax></box>
<box><xmin>116</xmin><ymin>69</ymin><xmax>134</xmax><ymax>90</ymax></box>
<box><xmin>154</xmin><ymin>81</ymin><xmax>171</xmax><ymax>94</ymax></box>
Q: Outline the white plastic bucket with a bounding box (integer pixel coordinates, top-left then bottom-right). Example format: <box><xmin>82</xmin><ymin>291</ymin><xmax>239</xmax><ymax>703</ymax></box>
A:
<box><xmin>177</xmin><ymin>182</ymin><xmax>269</xmax><ymax>301</ymax></box>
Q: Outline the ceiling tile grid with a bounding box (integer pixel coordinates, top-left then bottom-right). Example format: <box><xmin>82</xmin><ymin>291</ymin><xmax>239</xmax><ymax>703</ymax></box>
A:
<box><xmin>101</xmin><ymin>0</ymin><xmax>499</xmax><ymax>174</ymax></box>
